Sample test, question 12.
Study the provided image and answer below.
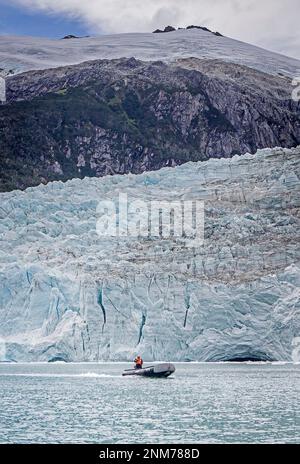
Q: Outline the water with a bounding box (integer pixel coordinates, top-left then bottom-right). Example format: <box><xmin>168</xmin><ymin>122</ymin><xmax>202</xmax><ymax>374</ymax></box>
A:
<box><xmin>0</xmin><ymin>362</ymin><xmax>299</xmax><ymax>444</ymax></box>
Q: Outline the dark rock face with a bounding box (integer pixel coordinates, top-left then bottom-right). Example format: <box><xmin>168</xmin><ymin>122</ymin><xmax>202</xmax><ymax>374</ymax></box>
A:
<box><xmin>61</xmin><ymin>35</ymin><xmax>89</xmax><ymax>40</ymax></box>
<box><xmin>187</xmin><ymin>25</ymin><xmax>212</xmax><ymax>32</ymax></box>
<box><xmin>164</xmin><ymin>25</ymin><xmax>176</xmax><ymax>33</ymax></box>
<box><xmin>62</xmin><ymin>35</ymin><xmax>79</xmax><ymax>39</ymax></box>
<box><xmin>0</xmin><ymin>57</ymin><xmax>299</xmax><ymax>192</ymax></box>
<box><xmin>153</xmin><ymin>26</ymin><xmax>176</xmax><ymax>33</ymax></box>
<box><xmin>153</xmin><ymin>25</ymin><xmax>223</xmax><ymax>36</ymax></box>
<box><xmin>186</xmin><ymin>25</ymin><xmax>223</xmax><ymax>36</ymax></box>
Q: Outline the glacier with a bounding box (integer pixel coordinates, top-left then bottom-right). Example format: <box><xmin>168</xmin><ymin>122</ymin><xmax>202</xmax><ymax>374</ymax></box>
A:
<box><xmin>1</xmin><ymin>28</ymin><xmax>300</xmax><ymax>77</ymax></box>
<box><xmin>0</xmin><ymin>146</ymin><xmax>300</xmax><ymax>362</ymax></box>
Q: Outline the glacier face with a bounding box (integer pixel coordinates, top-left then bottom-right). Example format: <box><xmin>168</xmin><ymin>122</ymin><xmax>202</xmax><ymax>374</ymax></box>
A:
<box><xmin>1</xmin><ymin>29</ymin><xmax>300</xmax><ymax>77</ymax></box>
<box><xmin>0</xmin><ymin>147</ymin><xmax>300</xmax><ymax>362</ymax></box>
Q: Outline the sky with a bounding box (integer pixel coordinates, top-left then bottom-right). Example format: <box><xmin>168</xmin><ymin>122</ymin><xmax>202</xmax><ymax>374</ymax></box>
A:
<box><xmin>0</xmin><ymin>0</ymin><xmax>299</xmax><ymax>59</ymax></box>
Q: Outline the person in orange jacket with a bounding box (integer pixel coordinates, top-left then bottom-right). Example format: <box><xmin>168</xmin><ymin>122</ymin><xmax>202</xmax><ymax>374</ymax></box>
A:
<box><xmin>134</xmin><ymin>355</ymin><xmax>143</xmax><ymax>369</ymax></box>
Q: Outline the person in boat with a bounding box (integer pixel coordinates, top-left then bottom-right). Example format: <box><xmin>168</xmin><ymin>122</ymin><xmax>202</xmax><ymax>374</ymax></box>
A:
<box><xmin>134</xmin><ymin>355</ymin><xmax>143</xmax><ymax>369</ymax></box>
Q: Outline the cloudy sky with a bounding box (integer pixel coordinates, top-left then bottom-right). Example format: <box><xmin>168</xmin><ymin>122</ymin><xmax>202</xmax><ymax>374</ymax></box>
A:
<box><xmin>1</xmin><ymin>0</ymin><xmax>300</xmax><ymax>59</ymax></box>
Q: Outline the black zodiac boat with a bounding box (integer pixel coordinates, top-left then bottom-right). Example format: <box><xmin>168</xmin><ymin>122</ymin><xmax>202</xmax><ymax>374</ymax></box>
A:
<box><xmin>122</xmin><ymin>362</ymin><xmax>175</xmax><ymax>378</ymax></box>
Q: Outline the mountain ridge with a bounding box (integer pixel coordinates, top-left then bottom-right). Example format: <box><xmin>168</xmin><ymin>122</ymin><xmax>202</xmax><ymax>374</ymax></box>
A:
<box><xmin>1</xmin><ymin>56</ymin><xmax>299</xmax><ymax>192</ymax></box>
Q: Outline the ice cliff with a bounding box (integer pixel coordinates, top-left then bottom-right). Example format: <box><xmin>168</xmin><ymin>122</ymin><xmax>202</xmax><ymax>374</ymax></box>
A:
<box><xmin>0</xmin><ymin>146</ymin><xmax>299</xmax><ymax>362</ymax></box>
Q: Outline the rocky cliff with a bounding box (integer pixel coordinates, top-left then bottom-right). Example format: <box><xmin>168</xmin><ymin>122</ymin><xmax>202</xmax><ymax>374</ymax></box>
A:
<box><xmin>1</xmin><ymin>57</ymin><xmax>299</xmax><ymax>192</ymax></box>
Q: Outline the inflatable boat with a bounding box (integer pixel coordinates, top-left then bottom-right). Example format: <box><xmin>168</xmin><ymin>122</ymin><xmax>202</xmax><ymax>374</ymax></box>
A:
<box><xmin>122</xmin><ymin>362</ymin><xmax>175</xmax><ymax>378</ymax></box>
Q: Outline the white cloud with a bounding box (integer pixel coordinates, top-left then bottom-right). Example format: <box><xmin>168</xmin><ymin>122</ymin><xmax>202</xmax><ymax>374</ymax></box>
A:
<box><xmin>7</xmin><ymin>0</ymin><xmax>300</xmax><ymax>59</ymax></box>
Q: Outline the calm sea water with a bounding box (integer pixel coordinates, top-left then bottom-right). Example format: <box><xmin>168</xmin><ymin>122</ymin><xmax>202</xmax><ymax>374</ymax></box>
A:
<box><xmin>0</xmin><ymin>362</ymin><xmax>299</xmax><ymax>444</ymax></box>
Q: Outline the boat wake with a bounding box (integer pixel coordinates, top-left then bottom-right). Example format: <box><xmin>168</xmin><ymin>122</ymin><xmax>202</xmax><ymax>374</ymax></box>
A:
<box><xmin>0</xmin><ymin>372</ymin><xmax>119</xmax><ymax>378</ymax></box>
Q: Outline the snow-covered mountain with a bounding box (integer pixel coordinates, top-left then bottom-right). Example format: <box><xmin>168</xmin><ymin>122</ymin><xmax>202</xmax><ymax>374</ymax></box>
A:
<box><xmin>0</xmin><ymin>146</ymin><xmax>299</xmax><ymax>362</ymax></box>
<box><xmin>1</xmin><ymin>28</ymin><xmax>300</xmax><ymax>77</ymax></box>
<box><xmin>1</xmin><ymin>28</ymin><xmax>300</xmax><ymax>193</ymax></box>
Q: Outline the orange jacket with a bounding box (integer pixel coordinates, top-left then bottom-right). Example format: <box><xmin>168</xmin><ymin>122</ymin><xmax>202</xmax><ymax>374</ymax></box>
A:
<box><xmin>134</xmin><ymin>356</ymin><xmax>143</xmax><ymax>366</ymax></box>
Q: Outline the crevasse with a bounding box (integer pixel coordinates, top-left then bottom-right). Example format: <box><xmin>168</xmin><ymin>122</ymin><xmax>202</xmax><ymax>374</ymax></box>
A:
<box><xmin>0</xmin><ymin>146</ymin><xmax>299</xmax><ymax>362</ymax></box>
